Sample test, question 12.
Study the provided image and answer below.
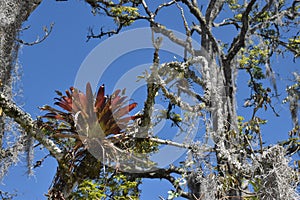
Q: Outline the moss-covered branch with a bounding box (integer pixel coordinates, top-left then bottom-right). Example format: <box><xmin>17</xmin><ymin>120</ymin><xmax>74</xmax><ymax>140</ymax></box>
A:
<box><xmin>0</xmin><ymin>93</ymin><xmax>63</xmax><ymax>160</ymax></box>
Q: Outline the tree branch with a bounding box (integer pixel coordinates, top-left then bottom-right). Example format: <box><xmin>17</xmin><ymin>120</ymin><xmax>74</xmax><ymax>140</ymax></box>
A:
<box><xmin>0</xmin><ymin>93</ymin><xmax>63</xmax><ymax>160</ymax></box>
<box><xmin>154</xmin><ymin>0</ymin><xmax>176</xmax><ymax>16</ymax></box>
<box><xmin>126</xmin><ymin>166</ymin><xmax>191</xmax><ymax>199</ymax></box>
<box><xmin>17</xmin><ymin>23</ymin><xmax>54</xmax><ymax>46</ymax></box>
<box><xmin>151</xmin><ymin>22</ymin><xmax>197</xmax><ymax>55</ymax></box>
<box><xmin>87</xmin><ymin>25</ymin><xmax>123</xmax><ymax>41</ymax></box>
<box><xmin>226</xmin><ymin>0</ymin><xmax>257</xmax><ymax>62</ymax></box>
<box><xmin>180</xmin><ymin>0</ymin><xmax>221</xmax><ymax>55</ymax></box>
<box><xmin>213</xmin><ymin>19</ymin><xmax>240</xmax><ymax>29</ymax></box>
<box><xmin>205</xmin><ymin>0</ymin><xmax>225</xmax><ymax>24</ymax></box>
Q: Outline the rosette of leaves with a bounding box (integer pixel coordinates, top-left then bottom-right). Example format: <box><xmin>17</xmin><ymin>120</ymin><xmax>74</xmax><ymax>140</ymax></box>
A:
<box><xmin>40</xmin><ymin>82</ymin><xmax>140</xmax><ymax>164</ymax></box>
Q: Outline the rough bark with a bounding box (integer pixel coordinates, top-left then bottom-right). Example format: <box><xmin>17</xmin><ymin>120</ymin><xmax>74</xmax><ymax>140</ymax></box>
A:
<box><xmin>0</xmin><ymin>0</ymin><xmax>42</xmax><ymax>176</ymax></box>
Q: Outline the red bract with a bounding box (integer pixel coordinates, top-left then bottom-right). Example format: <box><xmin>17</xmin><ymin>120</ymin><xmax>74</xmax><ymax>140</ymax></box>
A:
<box><xmin>42</xmin><ymin>82</ymin><xmax>139</xmax><ymax>137</ymax></box>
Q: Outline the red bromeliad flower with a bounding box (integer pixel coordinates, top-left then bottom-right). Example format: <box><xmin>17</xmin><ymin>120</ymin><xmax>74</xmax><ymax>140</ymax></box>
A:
<box><xmin>41</xmin><ymin>83</ymin><xmax>157</xmax><ymax>172</ymax></box>
<box><xmin>41</xmin><ymin>83</ymin><xmax>139</xmax><ymax>138</ymax></box>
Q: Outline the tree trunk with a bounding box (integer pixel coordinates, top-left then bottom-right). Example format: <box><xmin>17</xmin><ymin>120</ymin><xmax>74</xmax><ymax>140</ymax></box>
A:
<box><xmin>48</xmin><ymin>152</ymin><xmax>102</xmax><ymax>199</ymax></box>
<box><xmin>197</xmin><ymin>2</ymin><xmax>241</xmax><ymax>198</ymax></box>
<box><xmin>0</xmin><ymin>0</ymin><xmax>42</xmax><ymax>175</ymax></box>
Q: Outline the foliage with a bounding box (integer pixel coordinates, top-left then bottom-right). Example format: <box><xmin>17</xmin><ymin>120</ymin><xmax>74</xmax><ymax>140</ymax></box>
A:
<box><xmin>109</xmin><ymin>6</ymin><xmax>139</xmax><ymax>26</ymax></box>
<box><xmin>71</xmin><ymin>171</ymin><xmax>140</xmax><ymax>200</ymax></box>
<box><xmin>0</xmin><ymin>190</ymin><xmax>16</xmax><ymax>200</ymax></box>
<box><xmin>288</xmin><ymin>36</ymin><xmax>300</xmax><ymax>57</ymax></box>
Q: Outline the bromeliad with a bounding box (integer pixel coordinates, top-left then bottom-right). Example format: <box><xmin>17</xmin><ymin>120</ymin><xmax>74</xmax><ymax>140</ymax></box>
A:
<box><xmin>40</xmin><ymin>82</ymin><xmax>140</xmax><ymax>150</ymax></box>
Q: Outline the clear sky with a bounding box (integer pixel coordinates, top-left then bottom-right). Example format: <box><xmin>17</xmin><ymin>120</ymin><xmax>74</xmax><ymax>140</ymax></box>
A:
<box><xmin>0</xmin><ymin>1</ymin><xmax>298</xmax><ymax>199</ymax></box>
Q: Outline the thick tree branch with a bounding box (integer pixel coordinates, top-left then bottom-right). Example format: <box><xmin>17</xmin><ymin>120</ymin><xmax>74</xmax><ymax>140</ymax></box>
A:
<box><xmin>0</xmin><ymin>93</ymin><xmax>63</xmax><ymax>160</ymax></box>
<box><xmin>180</xmin><ymin>0</ymin><xmax>221</xmax><ymax>55</ymax></box>
<box><xmin>205</xmin><ymin>0</ymin><xmax>225</xmax><ymax>24</ymax></box>
<box><xmin>226</xmin><ymin>0</ymin><xmax>257</xmax><ymax>62</ymax></box>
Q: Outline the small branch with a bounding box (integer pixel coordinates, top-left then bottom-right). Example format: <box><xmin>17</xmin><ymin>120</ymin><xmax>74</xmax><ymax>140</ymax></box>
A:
<box><xmin>176</xmin><ymin>2</ymin><xmax>191</xmax><ymax>36</ymax></box>
<box><xmin>158</xmin><ymin>75</ymin><xmax>205</xmax><ymax>112</ymax></box>
<box><xmin>86</xmin><ymin>4</ymin><xmax>148</xmax><ymax>41</ymax></box>
<box><xmin>161</xmin><ymin>61</ymin><xmax>206</xmax><ymax>87</ymax></box>
<box><xmin>154</xmin><ymin>0</ymin><xmax>176</xmax><ymax>16</ymax></box>
<box><xmin>141</xmin><ymin>0</ymin><xmax>154</xmax><ymax>18</ymax></box>
<box><xmin>0</xmin><ymin>93</ymin><xmax>63</xmax><ymax>160</ymax></box>
<box><xmin>176</xmin><ymin>85</ymin><xmax>207</xmax><ymax>103</ymax></box>
<box><xmin>87</xmin><ymin>24</ymin><xmax>123</xmax><ymax>41</ymax></box>
<box><xmin>17</xmin><ymin>23</ymin><xmax>54</xmax><ymax>46</ymax></box>
<box><xmin>257</xmin><ymin>33</ymin><xmax>300</xmax><ymax>56</ymax></box>
<box><xmin>176</xmin><ymin>2</ymin><xmax>194</xmax><ymax>59</ymax></box>
<box><xmin>152</xmin><ymin>58</ymin><xmax>208</xmax><ymax>112</ymax></box>
<box><xmin>213</xmin><ymin>19</ymin><xmax>240</xmax><ymax>29</ymax></box>
<box><xmin>151</xmin><ymin>22</ymin><xmax>195</xmax><ymax>54</ymax></box>
<box><xmin>251</xmin><ymin>0</ymin><xmax>274</xmax><ymax>22</ymax></box>
<box><xmin>148</xmin><ymin>137</ymin><xmax>190</xmax><ymax>149</ymax></box>
<box><xmin>191</xmin><ymin>0</ymin><xmax>198</xmax><ymax>8</ymax></box>
<box><xmin>258</xmin><ymin>130</ymin><xmax>263</xmax><ymax>154</ymax></box>
<box><xmin>33</xmin><ymin>154</ymin><xmax>51</xmax><ymax>169</ymax></box>
<box><xmin>126</xmin><ymin>166</ymin><xmax>191</xmax><ymax>199</ymax></box>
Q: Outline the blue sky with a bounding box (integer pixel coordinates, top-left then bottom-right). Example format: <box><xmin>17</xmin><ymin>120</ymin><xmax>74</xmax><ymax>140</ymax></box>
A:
<box><xmin>1</xmin><ymin>1</ymin><xmax>299</xmax><ymax>199</ymax></box>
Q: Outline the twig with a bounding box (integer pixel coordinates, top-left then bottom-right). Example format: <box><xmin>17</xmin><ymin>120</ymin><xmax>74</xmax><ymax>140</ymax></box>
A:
<box><xmin>87</xmin><ymin>24</ymin><xmax>123</xmax><ymax>41</ymax></box>
<box><xmin>176</xmin><ymin>2</ymin><xmax>194</xmax><ymax>59</ymax></box>
<box><xmin>17</xmin><ymin>23</ymin><xmax>54</xmax><ymax>46</ymax></box>
<box><xmin>86</xmin><ymin>4</ymin><xmax>149</xmax><ymax>41</ymax></box>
